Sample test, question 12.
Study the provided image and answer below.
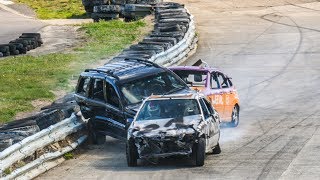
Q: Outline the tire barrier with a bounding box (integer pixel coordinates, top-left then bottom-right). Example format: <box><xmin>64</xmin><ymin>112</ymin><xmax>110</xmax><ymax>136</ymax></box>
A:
<box><xmin>0</xmin><ymin>114</ymin><xmax>87</xmax><ymax>179</ymax></box>
<box><xmin>82</xmin><ymin>0</ymin><xmax>163</xmax><ymax>21</ymax></box>
<box><xmin>0</xmin><ymin>33</ymin><xmax>43</xmax><ymax>58</ymax></box>
<box><xmin>108</xmin><ymin>2</ymin><xmax>198</xmax><ymax>67</ymax></box>
<box><xmin>0</xmin><ymin>93</ymin><xmax>78</xmax><ymax>151</ymax></box>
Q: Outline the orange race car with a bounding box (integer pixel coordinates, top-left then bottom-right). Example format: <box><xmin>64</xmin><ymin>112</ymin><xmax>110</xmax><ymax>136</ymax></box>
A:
<box><xmin>169</xmin><ymin>61</ymin><xmax>240</xmax><ymax>127</ymax></box>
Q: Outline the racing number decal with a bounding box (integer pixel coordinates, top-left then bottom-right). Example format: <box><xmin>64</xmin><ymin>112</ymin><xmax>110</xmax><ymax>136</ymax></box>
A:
<box><xmin>211</xmin><ymin>94</ymin><xmax>223</xmax><ymax>105</ymax></box>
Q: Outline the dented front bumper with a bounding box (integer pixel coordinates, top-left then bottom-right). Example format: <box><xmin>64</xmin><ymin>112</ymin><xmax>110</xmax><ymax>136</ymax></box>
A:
<box><xmin>134</xmin><ymin>134</ymin><xmax>197</xmax><ymax>159</ymax></box>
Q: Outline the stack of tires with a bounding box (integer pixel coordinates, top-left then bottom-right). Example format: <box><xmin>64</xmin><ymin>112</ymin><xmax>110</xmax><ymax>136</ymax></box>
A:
<box><xmin>0</xmin><ymin>93</ymin><xmax>77</xmax><ymax>151</ymax></box>
<box><xmin>110</xmin><ymin>2</ymin><xmax>190</xmax><ymax>61</ymax></box>
<box><xmin>0</xmin><ymin>33</ymin><xmax>43</xmax><ymax>58</ymax></box>
<box><xmin>82</xmin><ymin>0</ymin><xmax>163</xmax><ymax>22</ymax></box>
<box><xmin>92</xmin><ymin>4</ymin><xmax>122</xmax><ymax>22</ymax></box>
<box><xmin>123</xmin><ymin>4</ymin><xmax>153</xmax><ymax>21</ymax></box>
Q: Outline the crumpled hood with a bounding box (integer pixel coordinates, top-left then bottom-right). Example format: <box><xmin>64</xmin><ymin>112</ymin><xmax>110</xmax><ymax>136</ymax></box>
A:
<box><xmin>131</xmin><ymin>115</ymin><xmax>202</xmax><ymax>138</ymax></box>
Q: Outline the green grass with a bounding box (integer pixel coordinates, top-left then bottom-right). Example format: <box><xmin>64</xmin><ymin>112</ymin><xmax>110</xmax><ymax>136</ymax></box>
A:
<box><xmin>15</xmin><ymin>0</ymin><xmax>86</xmax><ymax>19</ymax></box>
<box><xmin>0</xmin><ymin>20</ymin><xmax>147</xmax><ymax>123</ymax></box>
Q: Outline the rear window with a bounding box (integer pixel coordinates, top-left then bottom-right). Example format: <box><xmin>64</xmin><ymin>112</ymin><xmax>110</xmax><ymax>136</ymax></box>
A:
<box><xmin>136</xmin><ymin>99</ymin><xmax>200</xmax><ymax>121</ymax></box>
<box><xmin>173</xmin><ymin>70</ymin><xmax>207</xmax><ymax>87</ymax></box>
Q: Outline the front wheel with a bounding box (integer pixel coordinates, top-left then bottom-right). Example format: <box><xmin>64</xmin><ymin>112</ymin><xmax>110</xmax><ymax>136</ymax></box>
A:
<box><xmin>126</xmin><ymin>139</ymin><xmax>138</xmax><ymax>167</ymax></box>
<box><xmin>230</xmin><ymin>105</ymin><xmax>239</xmax><ymax>127</ymax></box>
<box><xmin>212</xmin><ymin>143</ymin><xmax>221</xmax><ymax>154</ymax></box>
<box><xmin>193</xmin><ymin>138</ymin><xmax>205</xmax><ymax>166</ymax></box>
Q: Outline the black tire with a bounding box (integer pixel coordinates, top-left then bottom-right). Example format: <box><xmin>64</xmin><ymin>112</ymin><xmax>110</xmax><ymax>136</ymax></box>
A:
<box><xmin>0</xmin><ymin>52</ymin><xmax>3</xmax><ymax>57</ymax></box>
<box><xmin>126</xmin><ymin>139</ymin><xmax>138</xmax><ymax>167</ymax></box>
<box><xmin>139</xmin><ymin>41</ymin><xmax>172</xmax><ymax>50</ymax></box>
<box><xmin>143</xmin><ymin>36</ymin><xmax>177</xmax><ymax>45</ymax></box>
<box><xmin>36</xmin><ymin>110</ymin><xmax>64</xmax><ymax>130</ymax></box>
<box><xmin>159</xmin><ymin>18</ymin><xmax>190</xmax><ymax>24</ymax></box>
<box><xmin>0</xmin><ymin>139</ymin><xmax>13</xmax><ymax>151</ymax></box>
<box><xmin>88</xmin><ymin>120</ymin><xmax>106</xmax><ymax>145</ymax></box>
<box><xmin>3</xmin><ymin>51</ymin><xmax>10</xmax><ymax>56</ymax></box>
<box><xmin>230</xmin><ymin>105</ymin><xmax>239</xmax><ymax>127</ymax></box>
<box><xmin>212</xmin><ymin>143</ymin><xmax>221</xmax><ymax>154</ymax></box>
<box><xmin>0</xmin><ymin>45</ymin><xmax>9</xmax><ymax>53</ymax></box>
<box><xmin>111</xmin><ymin>0</ymin><xmax>126</xmax><ymax>5</ymax></box>
<box><xmin>84</xmin><ymin>5</ymin><xmax>94</xmax><ymax>13</ymax></box>
<box><xmin>93</xmin><ymin>5</ymin><xmax>121</xmax><ymax>13</ymax></box>
<box><xmin>193</xmin><ymin>137</ymin><xmax>205</xmax><ymax>166</ymax></box>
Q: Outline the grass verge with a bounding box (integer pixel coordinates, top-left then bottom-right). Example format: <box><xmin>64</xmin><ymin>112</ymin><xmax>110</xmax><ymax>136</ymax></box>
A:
<box><xmin>14</xmin><ymin>0</ymin><xmax>86</xmax><ymax>19</ymax></box>
<box><xmin>0</xmin><ymin>20</ymin><xmax>147</xmax><ymax>123</ymax></box>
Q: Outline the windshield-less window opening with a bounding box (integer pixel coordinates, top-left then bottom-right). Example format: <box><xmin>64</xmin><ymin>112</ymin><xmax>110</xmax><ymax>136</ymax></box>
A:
<box><xmin>136</xmin><ymin>99</ymin><xmax>201</xmax><ymax>121</ymax></box>
<box><xmin>121</xmin><ymin>72</ymin><xmax>187</xmax><ymax>105</ymax></box>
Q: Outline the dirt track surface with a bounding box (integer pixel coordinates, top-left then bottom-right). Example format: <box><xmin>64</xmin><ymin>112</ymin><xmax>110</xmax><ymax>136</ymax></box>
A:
<box><xmin>38</xmin><ymin>1</ymin><xmax>320</xmax><ymax>179</ymax></box>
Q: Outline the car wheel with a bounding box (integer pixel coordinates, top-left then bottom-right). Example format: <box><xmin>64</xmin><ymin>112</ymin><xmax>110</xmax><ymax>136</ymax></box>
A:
<box><xmin>88</xmin><ymin>120</ymin><xmax>106</xmax><ymax>145</ymax></box>
<box><xmin>193</xmin><ymin>137</ymin><xmax>205</xmax><ymax>166</ymax></box>
<box><xmin>212</xmin><ymin>143</ymin><xmax>221</xmax><ymax>154</ymax></box>
<box><xmin>126</xmin><ymin>139</ymin><xmax>138</xmax><ymax>167</ymax></box>
<box><xmin>230</xmin><ymin>105</ymin><xmax>239</xmax><ymax>127</ymax></box>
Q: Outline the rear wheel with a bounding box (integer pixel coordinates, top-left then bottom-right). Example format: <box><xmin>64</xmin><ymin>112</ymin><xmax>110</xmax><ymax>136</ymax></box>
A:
<box><xmin>230</xmin><ymin>105</ymin><xmax>239</xmax><ymax>127</ymax></box>
<box><xmin>126</xmin><ymin>139</ymin><xmax>138</xmax><ymax>167</ymax></box>
<box><xmin>193</xmin><ymin>137</ymin><xmax>205</xmax><ymax>166</ymax></box>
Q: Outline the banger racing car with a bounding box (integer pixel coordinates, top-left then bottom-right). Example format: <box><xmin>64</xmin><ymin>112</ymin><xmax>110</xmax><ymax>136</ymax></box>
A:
<box><xmin>75</xmin><ymin>58</ymin><xmax>191</xmax><ymax>143</ymax></box>
<box><xmin>126</xmin><ymin>93</ymin><xmax>221</xmax><ymax>167</ymax></box>
<box><xmin>169</xmin><ymin>60</ymin><xmax>240</xmax><ymax>127</ymax></box>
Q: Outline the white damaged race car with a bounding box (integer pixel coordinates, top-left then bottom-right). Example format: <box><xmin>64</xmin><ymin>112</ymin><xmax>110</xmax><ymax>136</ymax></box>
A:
<box><xmin>126</xmin><ymin>93</ymin><xmax>221</xmax><ymax>167</ymax></box>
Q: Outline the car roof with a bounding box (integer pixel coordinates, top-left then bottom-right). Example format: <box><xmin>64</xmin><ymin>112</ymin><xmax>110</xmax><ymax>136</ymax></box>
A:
<box><xmin>147</xmin><ymin>93</ymin><xmax>205</xmax><ymax>100</ymax></box>
<box><xmin>81</xmin><ymin>59</ymin><xmax>165</xmax><ymax>81</ymax></box>
<box><xmin>169</xmin><ymin>66</ymin><xmax>220</xmax><ymax>74</ymax></box>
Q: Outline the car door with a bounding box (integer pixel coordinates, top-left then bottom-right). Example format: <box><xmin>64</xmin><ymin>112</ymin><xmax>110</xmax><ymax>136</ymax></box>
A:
<box><xmin>207</xmin><ymin>72</ymin><xmax>225</xmax><ymax>119</ymax></box>
<box><xmin>103</xmin><ymin>80</ymin><xmax>126</xmax><ymax>139</ymax></box>
<box><xmin>216</xmin><ymin>72</ymin><xmax>232</xmax><ymax>119</ymax></box>
<box><xmin>88</xmin><ymin>79</ymin><xmax>126</xmax><ymax>140</ymax></box>
<box><xmin>224</xmin><ymin>77</ymin><xmax>238</xmax><ymax>121</ymax></box>
<box><xmin>203</xmin><ymin>98</ymin><xmax>220</xmax><ymax>145</ymax></box>
<box><xmin>199</xmin><ymin>98</ymin><xmax>216</xmax><ymax>152</ymax></box>
<box><xmin>75</xmin><ymin>75</ymin><xmax>93</xmax><ymax>119</ymax></box>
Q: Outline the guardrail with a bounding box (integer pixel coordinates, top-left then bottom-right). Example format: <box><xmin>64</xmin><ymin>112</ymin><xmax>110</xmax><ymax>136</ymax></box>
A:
<box><xmin>0</xmin><ymin>114</ymin><xmax>86</xmax><ymax>179</ymax></box>
<box><xmin>151</xmin><ymin>8</ymin><xmax>197</xmax><ymax>66</ymax></box>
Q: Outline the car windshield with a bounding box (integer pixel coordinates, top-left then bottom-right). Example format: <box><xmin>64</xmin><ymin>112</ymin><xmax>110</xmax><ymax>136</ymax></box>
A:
<box><xmin>120</xmin><ymin>72</ymin><xmax>187</xmax><ymax>105</ymax></box>
<box><xmin>172</xmin><ymin>70</ymin><xmax>207</xmax><ymax>87</ymax></box>
<box><xmin>136</xmin><ymin>99</ymin><xmax>200</xmax><ymax>121</ymax></box>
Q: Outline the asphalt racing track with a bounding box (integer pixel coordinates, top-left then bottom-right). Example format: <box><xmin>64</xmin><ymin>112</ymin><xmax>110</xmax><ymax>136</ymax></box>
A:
<box><xmin>39</xmin><ymin>0</ymin><xmax>320</xmax><ymax>179</ymax></box>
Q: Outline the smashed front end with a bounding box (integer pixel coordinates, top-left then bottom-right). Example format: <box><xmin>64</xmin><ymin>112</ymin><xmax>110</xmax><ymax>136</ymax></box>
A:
<box><xmin>128</xmin><ymin>117</ymin><xmax>204</xmax><ymax>159</ymax></box>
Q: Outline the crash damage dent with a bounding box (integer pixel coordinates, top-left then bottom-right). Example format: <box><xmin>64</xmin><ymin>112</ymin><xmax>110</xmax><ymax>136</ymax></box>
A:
<box><xmin>128</xmin><ymin>115</ymin><xmax>206</xmax><ymax>159</ymax></box>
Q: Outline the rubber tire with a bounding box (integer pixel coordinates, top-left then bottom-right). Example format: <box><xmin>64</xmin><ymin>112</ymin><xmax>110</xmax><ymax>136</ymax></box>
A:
<box><xmin>0</xmin><ymin>52</ymin><xmax>3</xmax><ymax>57</ymax></box>
<box><xmin>230</xmin><ymin>105</ymin><xmax>239</xmax><ymax>127</ymax></box>
<box><xmin>88</xmin><ymin>120</ymin><xmax>106</xmax><ymax>145</ymax></box>
<box><xmin>212</xmin><ymin>143</ymin><xmax>221</xmax><ymax>154</ymax></box>
<box><xmin>126</xmin><ymin>139</ymin><xmax>138</xmax><ymax>167</ymax></box>
<box><xmin>193</xmin><ymin>137</ymin><xmax>205</xmax><ymax>166</ymax></box>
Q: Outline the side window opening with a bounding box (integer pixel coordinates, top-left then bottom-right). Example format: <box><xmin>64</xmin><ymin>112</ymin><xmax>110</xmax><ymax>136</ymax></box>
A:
<box><xmin>91</xmin><ymin>79</ymin><xmax>105</xmax><ymax>102</ymax></box>
<box><xmin>203</xmin><ymin>98</ymin><xmax>214</xmax><ymax>115</ymax></box>
<box><xmin>199</xmin><ymin>99</ymin><xmax>210</xmax><ymax>119</ymax></box>
<box><xmin>228</xmin><ymin>78</ymin><xmax>233</xmax><ymax>87</ymax></box>
<box><xmin>77</xmin><ymin>77</ymin><xmax>90</xmax><ymax>96</ymax></box>
<box><xmin>106</xmin><ymin>82</ymin><xmax>121</xmax><ymax>108</ymax></box>
<box><xmin>211</xmin><ymin>73</ymin><xmax>219</xmax><ymax>89</ymax></box>
<box><xmin>174</xmin><ymin>70</ymin><xmax>207</xmax><ymax>87</ymax></box>
<box><xmin>217</xmin><ymin>73</ymin><xmax>229</xmax><ymax>88</ymax></box>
